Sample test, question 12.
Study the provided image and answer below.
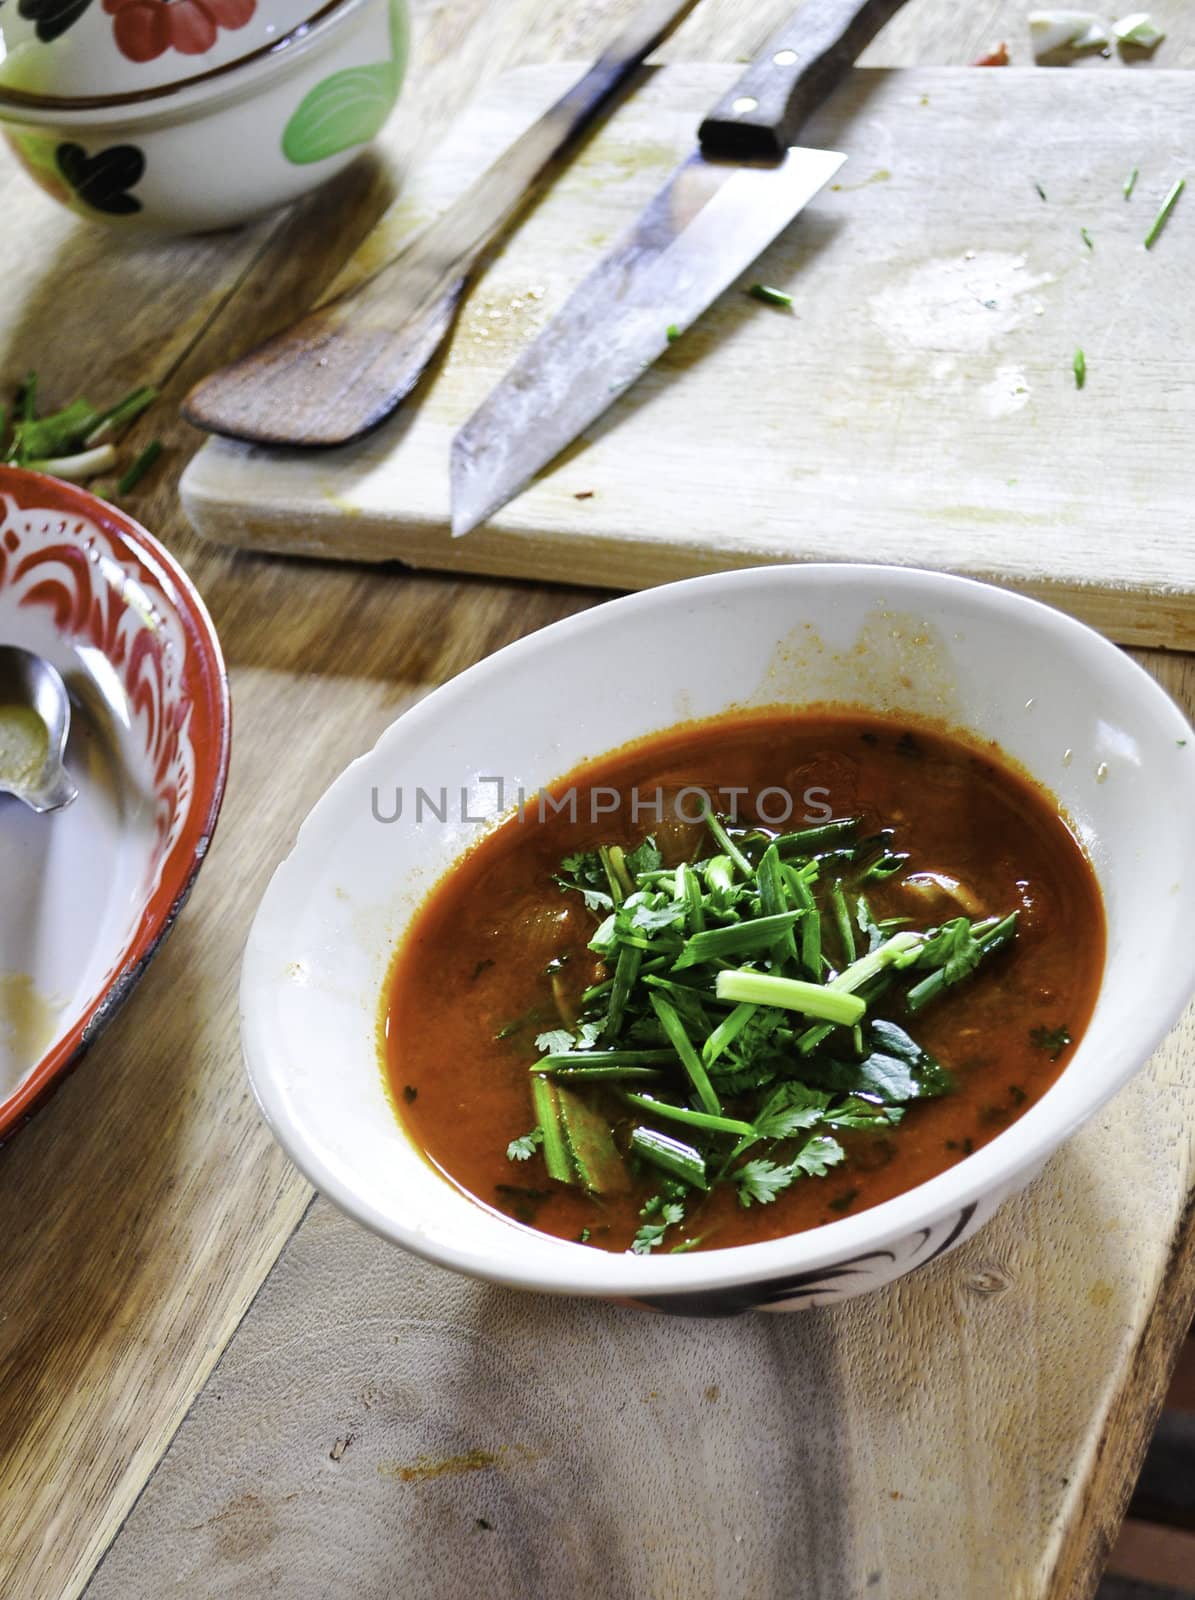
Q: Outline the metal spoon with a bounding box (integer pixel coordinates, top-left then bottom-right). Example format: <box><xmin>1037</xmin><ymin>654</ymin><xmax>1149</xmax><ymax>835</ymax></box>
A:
<box><xmin>0</xmin><ymin>646</ymin><xmax>78</xmax><ymax>813</ymax></box>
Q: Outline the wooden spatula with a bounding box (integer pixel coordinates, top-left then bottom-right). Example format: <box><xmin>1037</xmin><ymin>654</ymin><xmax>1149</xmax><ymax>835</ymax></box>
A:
<box><xmin>183</xmin><ymin>0</ymin><xmax>703</xmax><ymax>449</ymax></box>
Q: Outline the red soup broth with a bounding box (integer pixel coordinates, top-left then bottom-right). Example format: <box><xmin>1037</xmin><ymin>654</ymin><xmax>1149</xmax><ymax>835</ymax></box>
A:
<box><xmin>381</xmin><ymin>711</ymin><xmax>1105</xmax><ymax>1254</ymax></box>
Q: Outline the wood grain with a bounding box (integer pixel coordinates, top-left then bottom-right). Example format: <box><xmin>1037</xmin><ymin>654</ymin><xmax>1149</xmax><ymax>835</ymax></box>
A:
<box><xmin>181</xmin><ymin>63</ymin><xmax>1195</xmax><ymax>650</ymax></box>
<box><xmin>82</xmin><ymin>990</ymin><xmax>1195</xmax><ymax>1600</ymax></box>
<box><xmin>0</xmin><ymin>5</ymin><xmax>1191</xmax><ymax>1600</ymax></box>
<box><xmin>181</xmin><ymin>0</ymin><xmax>706</xmax><ymax>447</ymax></box>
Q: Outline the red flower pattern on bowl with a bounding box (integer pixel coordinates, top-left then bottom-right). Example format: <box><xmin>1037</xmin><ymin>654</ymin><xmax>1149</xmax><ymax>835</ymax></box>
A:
<box><xmin>0</xmin><ymin>467</ymin><xmax>230</xmax><ymax>1140</ymax></box>
<box><xmin>102</xmin><ymin>0</ymin><xmax>256</xmax><ymax>63</ymax></box>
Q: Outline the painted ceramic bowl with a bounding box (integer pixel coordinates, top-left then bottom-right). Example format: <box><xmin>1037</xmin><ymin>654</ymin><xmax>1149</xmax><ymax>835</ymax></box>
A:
<box><xmin>240</xmin><ymin>565</ymin><xmax>1195</xmax><ymax>1315</ymax></box>
<box><xmin>0</xmin><ymin>0</ymin><xmax>408</xmax><ymax>231</ymax></box>
<box><xmin>0</xmin><ymin>466</ymin><xmax>230</xmax><ymax>1140</ymax></box>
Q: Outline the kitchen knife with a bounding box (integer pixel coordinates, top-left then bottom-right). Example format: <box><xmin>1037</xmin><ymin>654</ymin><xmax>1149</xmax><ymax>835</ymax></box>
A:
<box><xmin>181</xmin><ymin>0</ymin><xmax>705</xmax><ymax>448</ymax></box>
<box><xmin>451</xmin><ymin>0</ymin><xmax>906</xmax><ymax>538</ymax></box>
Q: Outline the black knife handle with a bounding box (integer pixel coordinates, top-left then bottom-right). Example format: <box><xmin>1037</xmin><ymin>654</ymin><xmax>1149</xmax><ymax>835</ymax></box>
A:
<box><xmin>699</xmin><ymin>0</ymin><xmax>909</xmax><ymax>162</ymax></box>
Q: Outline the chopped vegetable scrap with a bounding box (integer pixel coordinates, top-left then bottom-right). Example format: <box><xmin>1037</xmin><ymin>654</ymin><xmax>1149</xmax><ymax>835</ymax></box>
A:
<box><xmin>746</xmin><ymin>284</ymin><xmax>793</xmax><ymax>309</ymax></box>
<box><xmin>1028</xmin><ymin>11</ymin><xmax>1110</xmax><ymax>55</ymax></box>
<box><xmin>2</xmin><ymin>372</ymin><xmax>159</xmax><ymax>492</ymax></box>
<box><xmin>973</xmin><ymin>42</ymin><xmax>1010</xmax><ymax>65</ymax></box>
<box><xmin>1111</xmin><ymin>12</ymin><xmax>1165</xmax><ymax>49</ymax></box>
<box><xmin>1144</xmin><ymin>177</ymin><xmax>1185</xmax><ymax>249</ymax></box>
<box><xmin>1028</xmin><ymin>9</ymin><xmax>1165</xmax><ymax>56</ymax></box>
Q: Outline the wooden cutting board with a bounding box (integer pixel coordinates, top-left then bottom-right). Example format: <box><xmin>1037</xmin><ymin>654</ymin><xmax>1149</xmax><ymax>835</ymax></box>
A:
<box><xmin>181</xmin><ymin>64</ymin><xmax>1195</xmax><ymax>648</ymax></box>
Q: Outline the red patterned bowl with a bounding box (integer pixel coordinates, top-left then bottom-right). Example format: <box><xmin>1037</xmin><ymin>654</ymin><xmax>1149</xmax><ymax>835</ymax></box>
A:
<box><xmin>0</xmin><ymin>467</ymin><xmax>230</xmax><ymax>1140</ymax></box>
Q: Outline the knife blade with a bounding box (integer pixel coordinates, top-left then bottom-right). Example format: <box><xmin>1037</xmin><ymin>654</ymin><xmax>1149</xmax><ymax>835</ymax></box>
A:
<box><xmin>451</xmin><ymin>0</ymin><xmax>908</xmax><ymax>538</ymax></box>
<box><xmin>181</xmin><ymin>0</ymin><xmax>704</xmax><ymax>447</ymax></box>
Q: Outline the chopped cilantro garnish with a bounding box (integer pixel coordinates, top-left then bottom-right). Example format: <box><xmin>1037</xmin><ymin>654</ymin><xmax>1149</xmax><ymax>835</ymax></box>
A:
<box><xmin>506</xmin><ymin>1127</ymin><xmax>543</xmax><ymax>1162</ymax></box>
<box><xmin>511</xmin><ymin>809</ymin><xmax>1024</xmax><ymax>1251</ymax></box>
<box><xmin>632</xmin><ymin>1200</ymin><xmax>685</xmax><ymax>1253</ymax></box>
<box><xmin>1073</xmin><ymin>349</ymin><xmax>1087</xmax><ymax>390</ymax></box>
<box><xmin>1029</xmin><ymin>1023</ymin><xmax>1072</xmax><ymax>1060</ymax></box>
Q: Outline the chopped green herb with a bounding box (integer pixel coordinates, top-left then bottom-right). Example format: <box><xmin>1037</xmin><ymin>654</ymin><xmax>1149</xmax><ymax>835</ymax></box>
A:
<box><xmin>1034</xmin><ymin>181</ymin><xmax>1047</xmax><ymax>201</ymax></box>
<box><xmin>2</xmin><ymin>373</ymin><xmax>159</xmax><ymax>485</ymax></box>
<box><xmin>1080</xmin><ymin>227</ymin><xmax>1093</xmax><ymax>250</ymax></box>
<box><xmin>666</xmin><ymin>324</ymin><xmax>681</xmax><ymax>343</ymax></box>
<box><xmin>735</xmin><ymin>1158</ymin><xmax>798</xmax><ymax>1206</ymax></box>
<box><xmin>1124</xmin><ymin>166</ymin><xmax>1139</xmax><ymax>199</ymax></box>
<box><xmin>1029</xmin><ymin>1023</ymin><xmax>1072</xmax><ymax>1060</ymax></box>
<box><xmin>519</xmin><ymin>808</ymin><xmax>1025</xmax><ymax>1244</ymax></box>
<box><xmin>116</xmin><ymin>437</ymin><xmax>162</xmax><ymax>495</ymax></box>
<box><xmin>630</xmin><ymin>1125</ymin><xmax>709</xmax><ymax>1190</ymax></box>
<box><xmin>746</xmin><ymin>283</ymin><xmax>793</xmax><ymax>308</ymax></box>
<box><xmin>506</xmin><ymin>1127</ymin><xmax>543</xmax><ymax>1162</ymax></box>
<box><xmin>632</xmin><ymin>1200</ymin><xmax>685</xmax><ymax>1253</ymax></box>
<box><xmin>1144</xmin><ymin>177</ymin><xmax>1185</xmax><ymax>249</ymax></box>
<box><xmin>905</xmin><ymin>914</ymin><xmax>1017</xmax><ymax>1012</ymax></box>
<box><xmin>716</xmin><ymin>969</ymin><xmax>866</xmax><ymax>1024</ymax></box>
<box><xmin>530</xmin><ymin>1075</ymin><xmax>572</xmax><ymax>1183</ymax></box>
<box><xmin>1073</xmin><ymin>348</ymin><xmax>1086</xmax><ymax>390</ymax></box>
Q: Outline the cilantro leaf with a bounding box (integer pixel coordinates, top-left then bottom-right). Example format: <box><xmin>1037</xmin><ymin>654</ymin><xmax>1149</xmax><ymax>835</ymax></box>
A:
<box><xmin>753</xmin><ymin>1082</ymin><xmax>832</xmax><ymax>1140</ymax></box>
<box><xmin>534</xmin><ymin>1028</ymin><xmax>575</xmax><ymax>1055</ymax></box>
<box><xmin>735</xmin><ymin>1159</ymin><xmax>796</xmax><ymax>1207</ymax></box>
<box><xmin>631</xmin><ymin>1200</ymin><xmax>685</xmax><ymax>1253</ymax></box>
<box><xmin>707</xmin><ymin>1006</ymin><xmax>786</xmax><ymax>1093</ymax></box>
<box><xmin>555</xmin><ymin>851</ymin><xmax>614</xmax><ymax>912</ymax></box>
<box><xmin>792</xmin><ymin>1134</ymin><xmax>845</xmax><ymax>1177</ymax></box>
<box><xmin>506</xmin><ymin>1128</ymin><xmax>544</xmax><ymax>1162</ymax></box>
<box><xmin>916</xmin><ymin>917</ymin><xmax>985</xmax><ymax>984</ymax></box>
<box><xmin>625</xmin><ymin>836</ymin><xmax>663</xmax><ymax>878</ymax></box>
<box><xmin>808</xmin><ymin>1022</ymin><xmax>953</xmax><ymax>1104</ymax></box>
<box><xmin>1029</xmin><ymin>1023</ymin><xmax>1072</xmax><ymax>1061</ymax></box>
<box><xmin>826</xmin><ymin>1095</ymin><xmax>905</xmax><ymax>1129</ymax></box>
<box><xmin>625</xmin><ymin>894</ymin><xmax>688</xmax><ymax>935</ymax></box>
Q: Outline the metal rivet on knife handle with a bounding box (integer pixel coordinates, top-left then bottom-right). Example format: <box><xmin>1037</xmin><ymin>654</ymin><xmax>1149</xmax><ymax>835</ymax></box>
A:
<box><xmin>699</xmin><ymin>0</ymin><xmax>912</xmax><ymax>164</ymax></box>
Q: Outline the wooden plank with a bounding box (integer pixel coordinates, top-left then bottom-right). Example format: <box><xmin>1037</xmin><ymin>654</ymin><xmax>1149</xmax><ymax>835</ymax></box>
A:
<box><xmin>181</xmin><ymin>63</ymin><xmax>1195</xmax><ymax>649</ymax></box>
<box><xmin>2</xmin><ymin>6</ymin><xmax>1194</xmax><ymax>1600</ymax></box>
<box><xmin>84</xmin><ymin>969</ymin><xmax>1195</xmax><ymax>1600</ymax></box>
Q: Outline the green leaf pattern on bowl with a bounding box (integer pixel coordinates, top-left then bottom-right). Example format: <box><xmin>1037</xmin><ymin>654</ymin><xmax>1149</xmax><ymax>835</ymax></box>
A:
<box><xmin>281</xmin><ymin>0</ymin><xmax>407</xmax><ymax>166</ymax></box>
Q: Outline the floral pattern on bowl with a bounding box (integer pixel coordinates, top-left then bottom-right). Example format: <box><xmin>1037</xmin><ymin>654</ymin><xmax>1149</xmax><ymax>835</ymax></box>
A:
<box><xmin>0</xmin><ymin>0</ymin><xmax>406</xmax><ymax>231</ymax></box>
<box><xmin>0</xmin><ymin>467</ymin><xmax>229</xmax><ymax>1139</ymax></box>
<box><xmin>0</xmin><ymin>0</ymin><xmax>327</xmax><ymax>99</ymax></box>
<box><xmin>102</xmin><ymin>0</ymin><xmax>257</xmax><ymax>64</ymax></box>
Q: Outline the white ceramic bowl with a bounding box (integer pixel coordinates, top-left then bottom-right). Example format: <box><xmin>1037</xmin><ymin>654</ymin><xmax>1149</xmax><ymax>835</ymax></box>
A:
<box><xmin>241</xmin><ymin>566</ymin><xmax>1195</xmax><ymax>1315</ymax></box>
<box><xmin>0</xmin><ymin>0</ymin><xmax>407</xmax><ymax>231</ymax></box>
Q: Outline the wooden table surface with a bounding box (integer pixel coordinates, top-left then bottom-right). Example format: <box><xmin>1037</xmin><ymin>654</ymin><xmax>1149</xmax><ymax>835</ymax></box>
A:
<box><xmin>1</xmin><ymin>5</ymin><xmax>1193</xmax><ymax>1598</ymax></box>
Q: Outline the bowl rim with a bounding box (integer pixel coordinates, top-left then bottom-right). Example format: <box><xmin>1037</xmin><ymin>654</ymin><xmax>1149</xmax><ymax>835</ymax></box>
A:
<box><xmin>241</xmin><ymin>563</ymin><xmax>1195</xmax><ymax>1299</ymax></box>
<box><xmin>0</xmin><ymin>466</ymin><xmax>231</xmax><ymax>1141</ymax></box>
<box><xmin>0</xmin><ymin>0</ymin><xmax>366</xmax><ymax>122</ymax></box>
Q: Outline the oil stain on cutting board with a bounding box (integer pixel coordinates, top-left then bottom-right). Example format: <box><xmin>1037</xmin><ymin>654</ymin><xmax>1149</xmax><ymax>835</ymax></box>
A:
<box><xmin>182</xmin><ymin>65</ymin><xmax>1195</xmax><ymax>649</ymax></box>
